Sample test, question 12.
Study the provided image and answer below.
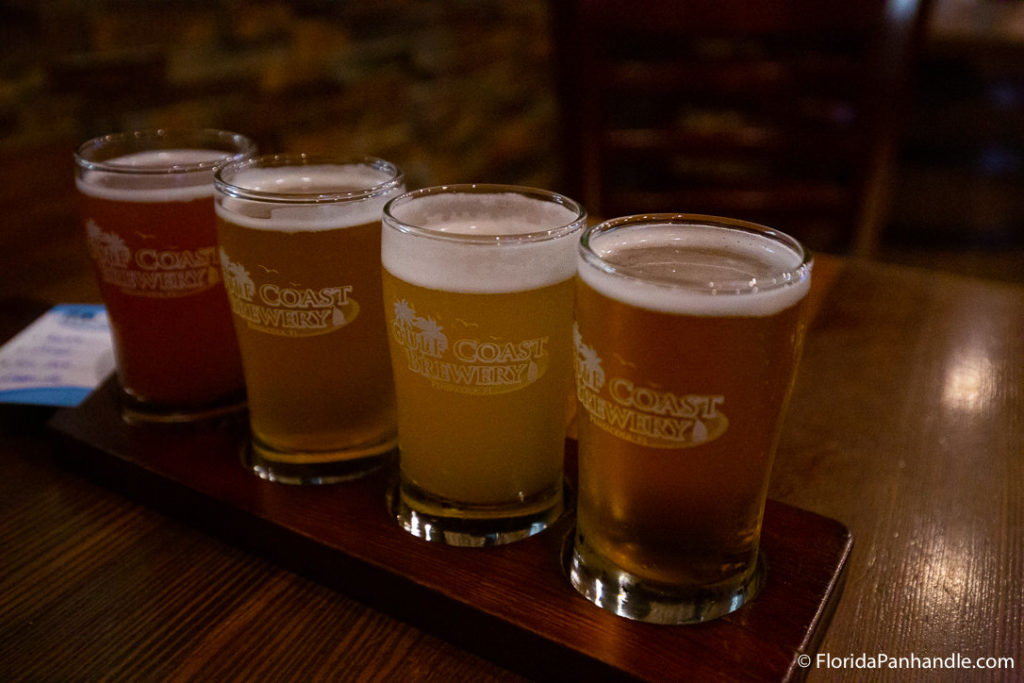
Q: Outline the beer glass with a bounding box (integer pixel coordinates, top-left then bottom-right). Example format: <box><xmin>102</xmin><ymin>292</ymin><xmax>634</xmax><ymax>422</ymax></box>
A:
<box><xmin>214</xmin><ymin>155</ymin><xmax>404</xmax><ymax>484</ymax></box>
<box><xmin>570</xmin><ymin>214</ymin><xmax>813</xmax><ymax>623</ymax></box>
<box><xmin>74</xmin><ymin>129</ymin><xmax>256</xmax><ymax>424</ymax></box>
<box><xmin>382</xmin><ymin>184</ymin><xmax>586</xmax><ymax>546</ymax></box>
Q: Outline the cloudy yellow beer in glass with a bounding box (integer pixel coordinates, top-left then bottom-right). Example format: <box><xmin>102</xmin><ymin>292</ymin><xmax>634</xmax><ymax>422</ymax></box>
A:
<box><xmin>570</xmin><ymin>214</ymin><xmax>813</xmax><ymax>623</ymax></box>
<box><xmin>215</xmin><ymin>155</ymin><xmax>404</xmax><ymax>484</ymax></box>
<box><xmin>382</xmin><ymin>184</ymin><xmax>586</xmax><ymax>546</ymax></box>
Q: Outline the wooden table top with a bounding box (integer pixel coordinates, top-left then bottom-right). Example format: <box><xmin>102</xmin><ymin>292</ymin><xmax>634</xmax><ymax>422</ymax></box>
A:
<box><xmin>1</xmin><ymin>254</ymin><xmax>1022</xmax><ymax>681</ymax></box>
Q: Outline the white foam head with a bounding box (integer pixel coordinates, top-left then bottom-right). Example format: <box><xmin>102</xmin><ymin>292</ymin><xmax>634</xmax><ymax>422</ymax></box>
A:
<box><xmin>382</xmin><ymin>189</ymin><xmax>586</xmax><ymax>293</ymax></box>
<box><xmin>75</xmin><ymin>149</ymin><xmax>227</xmax><ymax>203</ymax></box>
<box><xmin>105</xmin><ymin>149</ymin><xmax>228</xmax><ymax>168</ymax></box>
<box><xmin>215</xmin><ymin>163</ymin><xmax>403</xmax><ymax>231</ymax></box>
<box><xmin>579</xmin><ymin>219</ymin><xmax>812</xmax><ymax>317</ymax></box>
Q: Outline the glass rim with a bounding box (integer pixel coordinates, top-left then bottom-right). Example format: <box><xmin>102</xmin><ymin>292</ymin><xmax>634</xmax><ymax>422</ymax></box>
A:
<box><xmin>579</xmin><ymin>213</ymin><xmax>813</xmax><ymax>295</ymax></box>
<box><xmin>213</xmin><ymin>154</ymin><xmax>404</xmax><ymax>205</ymax></box>
<box><xmin>73</xmin><ymin>128</ymin><xmax>256</xmax><ymax>175</ymax></box>
<box><xmin>382</xmin><ymin>183</ymin><xmax>587</xmax><ymax>245</ymax></box>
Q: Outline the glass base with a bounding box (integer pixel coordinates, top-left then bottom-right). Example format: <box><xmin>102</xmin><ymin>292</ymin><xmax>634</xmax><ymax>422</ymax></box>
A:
<box><xmin>119</xmin><ymin>388</ymin><xmax>247</xmax><ymax>427</ymax></box>
<box><xmin>387</xmin><ymin>479</ymin><xmax>565</xmax><ymax>547</ymax></box>
<box><xmin>244</xmin><ymin>433</ymin><xmax>396</xmax><ymax>485</ymax></box>
<box><xmin>568</xmin><ymin>532</ymin><xmax>765</xmax><ymax>624</ymax></box>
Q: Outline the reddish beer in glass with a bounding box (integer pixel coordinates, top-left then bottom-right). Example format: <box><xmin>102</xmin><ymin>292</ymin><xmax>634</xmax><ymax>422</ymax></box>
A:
<box><xmin>74</xmin><ymin>129</ymin><xmax>255</xmax><ymax>424</ymax></box>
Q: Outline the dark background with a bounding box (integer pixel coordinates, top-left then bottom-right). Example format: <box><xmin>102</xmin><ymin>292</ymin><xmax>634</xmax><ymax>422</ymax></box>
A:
<box><xmin>1</xmin><ymin>0</ymin><xmax>1022</xmax><ymax>304</ymax></box>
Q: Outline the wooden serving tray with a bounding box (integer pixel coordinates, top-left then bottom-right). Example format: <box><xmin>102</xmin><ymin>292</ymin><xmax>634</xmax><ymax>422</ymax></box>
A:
<box><xmin>49</xmin><ymin>379</ymin><xmax>852</xmax><ymax>682</ymax></box>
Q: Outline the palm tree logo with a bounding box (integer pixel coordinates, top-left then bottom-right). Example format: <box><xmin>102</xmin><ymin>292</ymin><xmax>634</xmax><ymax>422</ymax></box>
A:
<box><xmin>86</xmin><ymin>221</ymin><xmax>130</xmax><ymax>268</ymax></box>
<box><xmin>394</xmin><ymin>299</ymin><xmax>416</xmax><ymax>327</ymax></box>
<box><xmin>218</xmin><ymin>248</ymin><xmax>255</xmax><ymax>302</ymax></box>
<box><xmin>416</xmin><ymin>316</ymin><xmax>447</xmax><ymax>356</ymax></box>
<box><xmin>574</xmin><ymin>323</ymin><xmax>605</xmax><ymax>392</ymax></box>
<box><xmin>392</xmin><ymin>299</ymin><xmax>448</xmax><ymax>358</ymax></box>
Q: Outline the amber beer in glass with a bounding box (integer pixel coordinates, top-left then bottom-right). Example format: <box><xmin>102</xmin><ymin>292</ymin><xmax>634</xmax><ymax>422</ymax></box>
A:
<box><xmin>570</xmin><ymin>214</ymin><xmax>813</xmax><ymax>623</ymax></box>
<box><xmin>382</xmin><ymin>184</ymin><xmax>586</xmax><ymax>545</ymax></box>
<box><xmin>74</xmin><ymin>129</ymin><xmax>255</xmax><ymax>424</ymax></box>
<box><xmin>215</xmin><ymin>155</ymin><xmax>404</xmax><ymax>484</ymax></box>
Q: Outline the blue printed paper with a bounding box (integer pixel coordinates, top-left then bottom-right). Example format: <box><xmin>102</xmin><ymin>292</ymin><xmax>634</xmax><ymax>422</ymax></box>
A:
<box><xmin>0</xmin><ymin>304</ymin><xmax>115</xmax><ymax>407</ymax></box>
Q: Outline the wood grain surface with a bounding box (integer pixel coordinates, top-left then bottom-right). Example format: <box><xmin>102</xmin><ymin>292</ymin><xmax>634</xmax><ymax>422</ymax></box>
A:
<box><xmin>770</xmin><ymin>259</ymin><xmax>1023</xmax><ymax>680</ymax></box>
<box><xmin>44</xmin><ymin>376</ymin><xmax>851</xmax><ymax>681</ymax></box>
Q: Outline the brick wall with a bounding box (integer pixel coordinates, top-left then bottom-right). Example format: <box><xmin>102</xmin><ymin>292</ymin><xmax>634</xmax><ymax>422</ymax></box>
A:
<box><xmin>0</xmin><ymin>0</ymin><xmax>561</xmax><ymax>192</ymax></box>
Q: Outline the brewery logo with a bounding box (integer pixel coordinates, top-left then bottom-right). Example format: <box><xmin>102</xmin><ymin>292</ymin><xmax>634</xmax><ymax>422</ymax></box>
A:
<box><xmin>574</xmin><ymin>324</ymin><xmax>728</xmax><ymax>449</ymax></box>
<box><xmin>220</xmin><ymin>248</ymin><xmax>359</xmax><ymax>337</ymax></box>
<box><xmin>390</xmin><ymin>298</ymin><xmax>549</xmax><ymax>395</ymax></box>
<box><xmin>86</xmin><ymin>220</ymin><xmax>220</xmax><ymax>298</ymax></box>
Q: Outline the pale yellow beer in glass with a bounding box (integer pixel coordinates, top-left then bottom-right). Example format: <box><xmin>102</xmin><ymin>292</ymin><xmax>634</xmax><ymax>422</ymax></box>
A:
<box><xmin>214</xmin><ymin>155</ymin><xmax>404</xmax><ymax>484</ymax></box>
<box><xmin>382</xmin><ymin>184</ymin><xmax>586</xmax><ymax>545</ymax></box>
<box><xmin>570</xmin><ymin>214</ymin><xmax>813</xmax><ymax>623</ymax></box>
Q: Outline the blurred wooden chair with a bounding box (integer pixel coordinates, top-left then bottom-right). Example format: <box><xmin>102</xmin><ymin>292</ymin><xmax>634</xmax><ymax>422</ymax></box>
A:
<box><xmin>551</xmin><ymin>0</ymin><xmax>933</xmax><ymax>255</ymax></box>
